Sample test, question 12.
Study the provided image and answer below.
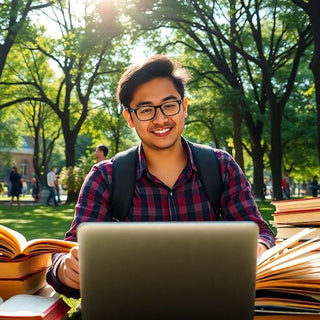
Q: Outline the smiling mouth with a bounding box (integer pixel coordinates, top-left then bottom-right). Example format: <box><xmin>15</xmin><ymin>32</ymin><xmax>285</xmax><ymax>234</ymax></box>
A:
<box><xmin>151</xmin><ymin>127</ymin><xmax>173</xmax><ymax>137</ymax></box>
<box><xmin>153</xmin><ymin>128</ymin><xmax>170</xmax><ymax>134</ymax></box>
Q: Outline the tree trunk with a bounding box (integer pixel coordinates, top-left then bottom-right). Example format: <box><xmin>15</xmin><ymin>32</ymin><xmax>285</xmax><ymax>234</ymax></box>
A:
<box><xmin>270</xmin><ymin>104</ymin><xmax>284</xmax><ymax>200</ymax></box>
<box><xmin>63</xmin><ymin>128</ymin><xmax>78</xmax><ymax>203</ymax></box>
<box><xmin>309</xmin><ymin>0</ymin><xmax>320</xmax><ymax>164</ymax></box>
<box><xmin>251</xmin><ymin>133</ymin><xmax>265</xmax><ymax>200</ymax></box>
<box><xmin>232</xmin><ymin>108</ymin><xmax>244</xmax><ymax>170</ymax></box>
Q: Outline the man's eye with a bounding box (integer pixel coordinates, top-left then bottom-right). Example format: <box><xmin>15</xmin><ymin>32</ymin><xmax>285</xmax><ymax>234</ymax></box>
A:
<box><xmin>163</xmin><ymin>102</ymin><xmax>176</xmax><ymax>109</ymax></box>
<box><xmin>138</xmin><ymin>107</ymin><xmax>153</xmax><ymax>114</ymax></box>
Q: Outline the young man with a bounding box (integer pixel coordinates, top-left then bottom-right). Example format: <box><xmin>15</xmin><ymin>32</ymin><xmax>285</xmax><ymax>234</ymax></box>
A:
<box><xmin>47</xmin><ymin>55</ymin><xmax>275</xmax><ymax>298</ymax></box>
<box><xmin>94</xmin><ymin>144</ymin><xmax>109</xmax><ymax>162</ymax></box>
<box><xmin>46</xmin><ymin>167</ymin><xmax>58</xmax><ymax>206</ymax></box>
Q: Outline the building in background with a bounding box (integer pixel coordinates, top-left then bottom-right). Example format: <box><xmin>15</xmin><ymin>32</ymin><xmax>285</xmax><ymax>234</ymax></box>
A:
<box><xmin>0</xmin><ymin>136</ymin><xmax>34</xmax><ymax>184</ymax></box>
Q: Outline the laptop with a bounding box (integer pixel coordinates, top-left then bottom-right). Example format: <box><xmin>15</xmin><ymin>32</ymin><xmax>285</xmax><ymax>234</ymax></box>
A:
<box><xmin>78</xmin><ymin>221</ymin><xmax>258</xmax><ymax>320</ymax></box>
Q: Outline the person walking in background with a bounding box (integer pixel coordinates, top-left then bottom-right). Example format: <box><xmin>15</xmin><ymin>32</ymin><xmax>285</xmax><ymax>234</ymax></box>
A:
<box><xmin>282</xmin><ymin>170</ymin><xmax>291</xmax><ymax>199</ymax></box>
<box><xmin>8</xmin><ymin>166</ymin><xmax>22</xmax><ymax>208</ymax></box>
<box><xmin>46</xmin><ymin>167</ymin><xmax>58</xmax><ymax>206</ymax></box>
<box><xmin>311</xmin><ymin>176</ymin><xmax>319</xmax><ymax>197</ymax></box>
<box><xmin>94</xmin><ymin>144</ymin><xmax>109</xmax><ymax>162</ymax></box>
<box><xmin>21</xmin><ymin>179</ymin><xmax>27</xmax><ymax>196</ymax></box>
<box><xmin>55</xmin><ymin>174</ymin><xmax>61</xmax><ymax>204</ymax></box>
<box><xmin>31</xmin><ymin>176</ymin><xmax>40</xmax><ymax>202</ymax></box>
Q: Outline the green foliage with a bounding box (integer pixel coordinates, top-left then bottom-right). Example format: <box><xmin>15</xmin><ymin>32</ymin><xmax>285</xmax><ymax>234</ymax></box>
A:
<box><xmin>59</xmin><ymin>156</ymin><xmax>94</xmax><ymax>194</ymax></box>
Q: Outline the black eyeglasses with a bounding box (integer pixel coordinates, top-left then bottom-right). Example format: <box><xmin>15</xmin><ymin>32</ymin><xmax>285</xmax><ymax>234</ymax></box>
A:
<box><xmin>127</xmin><ymin>99</ymin><xmax>182</xmax><ymax>121</ymax></box>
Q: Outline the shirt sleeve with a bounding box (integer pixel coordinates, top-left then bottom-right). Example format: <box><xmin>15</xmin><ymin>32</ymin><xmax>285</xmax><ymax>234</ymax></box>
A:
<box><xmin>46</xmin><ymin>162</ymin><xmax>113</xmax><ymax>298</ymax></box>
<box><xmin>216</xmin><ymin>149</ymin><xmax>275</xmax><ymax>249</ymax></box>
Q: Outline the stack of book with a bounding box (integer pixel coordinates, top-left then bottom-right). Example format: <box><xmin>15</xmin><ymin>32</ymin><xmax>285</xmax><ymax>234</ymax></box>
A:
<box><xmin>0</xmin><ymin>224</ymin><xmax>76</xmax><ymax>300</ymax></box>
<box><xmin>255</xmin><ymin>228</ymin><xmax>320</xmax><ymax>317</ymax></box>
<box><xmin>271</xmin><ymin>197</ymin><xmax>320</xmax><ymax>241</ymax></box>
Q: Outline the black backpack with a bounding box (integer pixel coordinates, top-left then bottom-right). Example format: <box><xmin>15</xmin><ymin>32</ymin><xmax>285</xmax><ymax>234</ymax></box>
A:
<box><xmin>111</xmin><ymin>141</ymin><xmax>223</xmax><ymax>221</ymax></box>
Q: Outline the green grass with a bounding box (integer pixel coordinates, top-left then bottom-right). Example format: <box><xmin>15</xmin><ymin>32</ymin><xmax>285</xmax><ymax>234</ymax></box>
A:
<box><xmin>257</xmin><ymin>201</ymin><xmax>277</xmax><ymax>234</ymax></box>
<box><xmin>0</xmin><ymin>199</ymin><xmax>276</xmax><ymax>319</ymax></box>
<box><xmin>0</xmin><ymin>202</ymin><xmax>75</xmax><ymax>240</ymax></box>
<box><xmin>0</xmin><ymin>200</ymin><xmax>276</xmax><ymax>240</ymax></box>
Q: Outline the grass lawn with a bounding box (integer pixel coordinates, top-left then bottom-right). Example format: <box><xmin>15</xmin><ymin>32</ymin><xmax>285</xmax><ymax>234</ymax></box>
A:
<box><xmin>0</xmin><ymin>199</ymin><xmax>276</xmax><ymax>319</ymax></box>
<box><xmin>0</xmin><ymin>201</ymin><xmax>75</xmax><ymax>240</ymax></box>
<box><xmin>0</xmin><ymin>200</ymin><xmax>276</xmax><ymax>240</ymax></box>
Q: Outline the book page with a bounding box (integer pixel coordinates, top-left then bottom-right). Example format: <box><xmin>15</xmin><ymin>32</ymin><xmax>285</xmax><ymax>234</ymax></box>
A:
<box><xmin>22</xmin><ymin>238</ymin><xmax>77</xmax><ymax>256</ymax></box>
<box><xmin>0</xmin><ymin>294</ymin><xmax>58</xmax><ymax>316</ymax></box>
<box><xmin>0</xmin><ymin>225</ymin><xmax>26</xmax><ymax>258</ymax></box>
<box><xmin>257</xmin><ymin>228</ymin><xmax>317</xmax><ymax>266</ymax></box>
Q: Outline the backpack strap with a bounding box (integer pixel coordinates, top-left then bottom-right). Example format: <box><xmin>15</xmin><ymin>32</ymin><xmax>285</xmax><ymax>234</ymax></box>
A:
<box><xmin>111</xmin><ymin>146</ymin><xmax>138</xmax><ymax>221</ymax></box>
<box><xmin>188</xmin><ymin>141</ymin><xmax>223</xmax><ymax>218</ymax></box>
<box><xmin>110</xmin><ymin>142</ymin><xmax>223</xmax><ymax>221</ymax></box>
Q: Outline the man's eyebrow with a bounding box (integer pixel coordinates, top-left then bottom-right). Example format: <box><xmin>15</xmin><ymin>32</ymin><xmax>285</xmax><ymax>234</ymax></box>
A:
<box><xmin>135</xmin><ymin>95</ymin><xmax>180</xmax><ymax>108</ymax></box>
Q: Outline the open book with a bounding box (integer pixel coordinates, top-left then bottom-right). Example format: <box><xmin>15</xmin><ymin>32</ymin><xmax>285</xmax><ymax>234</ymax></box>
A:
<box><xmin>0</xmin><ymin>294</ymin><xmax>70</xmax><ymax>320</ymax></box>
<box><xmin>255</xmin><ymin>228</ymin><xmax>320</xmax><ymax>315</ymax></box>
<box><xmin>0</xmin><ymin>225</ymin><xmax>76</xmax><ymax>261</ymax></box>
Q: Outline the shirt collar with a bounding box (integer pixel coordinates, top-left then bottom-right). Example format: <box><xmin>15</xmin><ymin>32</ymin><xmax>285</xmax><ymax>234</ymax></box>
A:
<box><xmin>136</xmin><ymin>137</ymin><xmax>198</xmax><ymax>180</ymax></box>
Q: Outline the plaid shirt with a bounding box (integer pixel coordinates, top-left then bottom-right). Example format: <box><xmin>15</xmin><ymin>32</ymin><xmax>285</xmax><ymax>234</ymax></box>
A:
<box><xmin>47</xmin><ymin>138</ymin><xmax>275</xmax><ymax>298</ymax></box>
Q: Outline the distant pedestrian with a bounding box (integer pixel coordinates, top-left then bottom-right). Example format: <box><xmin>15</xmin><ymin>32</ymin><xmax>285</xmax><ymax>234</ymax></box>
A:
<box><xmin>282</xmin><ymin>170</ymin><xmax>291</xmax><ymax>199</ymax></box>
<box><xmin>311</xmin><ymin>176</ymin><xmax>319</xmax><ymax>198</ymax></box>
<box><xmin>46</xmin><ymin>167</ymin><xmax>58</xmax><ymax>206</ymax></box>
<box><xmin>94</xmin><ymin>144</ymin><xmax>109</xmax><ymax>162</ymax></box>
<box><xmin>21</xmin><ymin>179</ymin><xmax>27</xmax><ymax>196</ymax></box>
<box><xmin>55</xmin><ymin>174</ymin><xmax>61</xmax><ymax>204</ymax></box>
<box><xmin>8</xmin><ymin>166</ymin><xmax>22</xmax><ymax>208</ymax></box>
<box><xmin>31</xmin><ymin>177</ymin><xmax>40</xmax><ymax>202</ymax></box>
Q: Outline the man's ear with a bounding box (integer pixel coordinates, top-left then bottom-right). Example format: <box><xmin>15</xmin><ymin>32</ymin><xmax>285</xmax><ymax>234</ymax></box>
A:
<box><xmin>183</xmin><ymin>97</ymin><xmax>188</xmax><ymax>118</ymax></box>
<box><xmin>123</xmin><ymin>109</ymin><xmax>135</xmax><ymax>128</ymax></box>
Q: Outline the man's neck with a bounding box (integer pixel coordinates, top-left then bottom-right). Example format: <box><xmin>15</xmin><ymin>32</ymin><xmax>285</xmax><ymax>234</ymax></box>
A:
<box><xmin>142</xmin><ymin>139</ymin><xmax>187</xmax><ymax>188</ymax></box>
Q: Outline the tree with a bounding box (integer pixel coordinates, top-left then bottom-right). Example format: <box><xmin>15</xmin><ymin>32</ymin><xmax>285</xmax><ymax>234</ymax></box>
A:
<box><xmin>0</xmin><ymin>0</ymin><xmax>53</xmax><ymax>78</ymax></box>
<box><xmin>1</xmin><ymin>0</ymin><xmax>133</xmax><ymax>201</ymax></box>
<box><xmin>291</xmin><ymin>0</ymin><xmax>320</xmax><ymax>164</ymax></box>
<box><xmin>19</xmin><ymin>100</ymin><xmax>61</xmax><ymax>188</ymax></box>
<box><xmin>0</xmin><ymin>108</ymin><xmax>22</xmax><ymax>170</ymax></box>
<box><xmin>122</xmin><ymin>0</ymin><xmax>312</xmax><ymax>199</ymax></box>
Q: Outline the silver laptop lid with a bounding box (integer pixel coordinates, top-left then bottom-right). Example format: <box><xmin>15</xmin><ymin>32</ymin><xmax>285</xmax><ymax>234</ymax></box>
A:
<box><xmin>78</xmin><ymin>221</ymin><xmax>258</xmax><ymax>320</ymax></box>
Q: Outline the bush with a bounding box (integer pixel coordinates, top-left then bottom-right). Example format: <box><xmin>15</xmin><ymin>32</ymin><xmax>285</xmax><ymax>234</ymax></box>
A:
<box><xmin>59</xmin><ymin>156</ymin><xmax>94</xmax><ymax>194</ymax></box>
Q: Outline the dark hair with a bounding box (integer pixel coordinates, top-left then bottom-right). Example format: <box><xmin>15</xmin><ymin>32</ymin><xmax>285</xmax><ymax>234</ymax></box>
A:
<box><xmin>117</xmin><ymin>55</ymin><xmax>191</xmax><ymax>108</ymax></box>
<box><xmin>97</xmin><ymin>144</ymin><xmax>109</xmax><ymax>156</ymax></box>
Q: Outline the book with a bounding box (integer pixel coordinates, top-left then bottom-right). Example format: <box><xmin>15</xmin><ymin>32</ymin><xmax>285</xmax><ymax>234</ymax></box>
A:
<box><xmin>0</xmin><ymin>254</ymin><xmax>51</xmax><ymax>278</ymax></box>
<box><xmin>0</xmin><ymin>224</ymin><xmax>76</xmax><ymax>261</ymax></box>
<box><xmin>255</xmin><ymin>228</ymin><xmax>320</xmax><ymax>315</ymax></box>
<box><xmin>277</xmin><ymin>226</ymin><xmax>320</xmax><ymax>240</ymax></box>
<box><xmin>273</xmin><ymin>208</ymin><xmax>320</xmax><ymax>226</ymax></box>
<box><xmin>0</xmin><ymin>269</ymin><xmax>48</xmax><ymax>300</ymax></box>
<box><xmin>271</xmin><ymin>197</ymin><xmax>320</xmax><ymax>212</ymax></box>
<box><xmin>0</xmin><ymin>294</ymin><xmax>70</xmax><ymax>319</ymax></box>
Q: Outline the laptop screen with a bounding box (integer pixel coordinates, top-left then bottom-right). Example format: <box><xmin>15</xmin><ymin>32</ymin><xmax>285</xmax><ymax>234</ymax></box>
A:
<box><xmin>78</xmin><ymin>221</ymin><xmax>258</xmax><ymax>320</ymax></box>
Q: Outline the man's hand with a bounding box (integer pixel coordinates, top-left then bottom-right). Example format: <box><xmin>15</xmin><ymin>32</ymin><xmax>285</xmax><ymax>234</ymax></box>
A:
<box><xmin>257</xmin><ymin>243</ymin><xmax>268</xmax><ymax>257</ymax></box>
<box><xmin>57</xmin><ymin>246</ymin><xmax>80</xmax><ymax>289</ymax></box>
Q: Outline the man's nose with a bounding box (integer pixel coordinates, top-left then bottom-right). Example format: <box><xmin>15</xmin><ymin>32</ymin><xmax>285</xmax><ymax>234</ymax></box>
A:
<box><xmin>152</xmin><ymin>106</ymin><xmax>167</xmax><ymax>122</ymax></box>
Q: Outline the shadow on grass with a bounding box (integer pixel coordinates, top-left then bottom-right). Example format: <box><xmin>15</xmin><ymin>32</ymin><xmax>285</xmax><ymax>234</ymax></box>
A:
<box><xmin>0</xmin><ymin>203</ymin><xmax>75</xmax><ymax>240</ymax></box>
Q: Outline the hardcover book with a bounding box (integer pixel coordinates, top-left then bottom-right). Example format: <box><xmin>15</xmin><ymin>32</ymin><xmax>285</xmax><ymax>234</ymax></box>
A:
<box><xmin>0</xmin><ymin>294</ymin><xmax>70</xmax><ymax>320</ymax></box>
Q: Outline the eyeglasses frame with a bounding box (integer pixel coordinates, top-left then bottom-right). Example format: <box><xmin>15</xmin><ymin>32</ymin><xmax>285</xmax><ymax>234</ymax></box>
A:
<box><xmin>126</xmin><ymin>99</ymin><xmax>183</xmax><ymax>121</ymax></box>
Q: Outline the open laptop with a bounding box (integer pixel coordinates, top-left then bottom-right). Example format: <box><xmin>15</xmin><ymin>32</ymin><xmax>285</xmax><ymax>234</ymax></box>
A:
<box><xmin>78</xmin><ymin>221</ymin><xmax>258</xmax><ymax>320</ymax></box>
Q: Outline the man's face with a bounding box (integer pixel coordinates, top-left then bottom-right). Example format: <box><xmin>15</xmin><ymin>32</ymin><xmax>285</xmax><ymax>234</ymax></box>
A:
<box><xmin>123</xmin><ymin>77</ymin><xmax>188</xmax><ymax>152</ymax></box>
<box><xmin>95</xmin><ymin>148</ymin><xmax>103</xmax><ymax>161</ymax></box>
